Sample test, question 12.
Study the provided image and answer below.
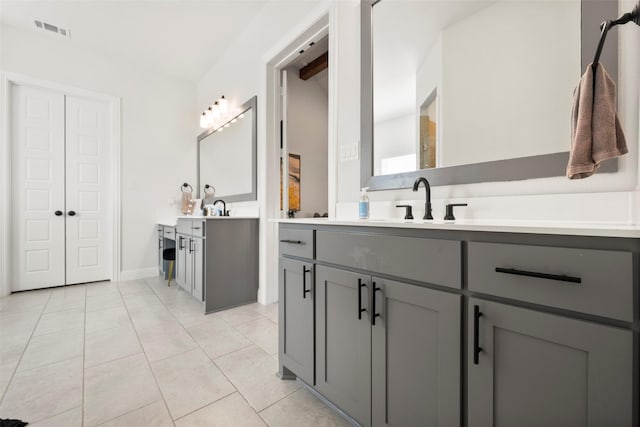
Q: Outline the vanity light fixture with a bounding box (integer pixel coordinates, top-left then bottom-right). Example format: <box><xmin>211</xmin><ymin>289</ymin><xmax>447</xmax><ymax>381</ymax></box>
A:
<box><xmin>198</xmin><ymin>95</ymin><xmax>235</xmax><ymax>129</ymax></box>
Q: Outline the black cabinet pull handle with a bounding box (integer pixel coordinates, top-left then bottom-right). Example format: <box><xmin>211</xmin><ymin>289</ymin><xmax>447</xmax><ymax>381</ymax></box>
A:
<box><xmin>280</xmin><ymin>239</ymin><xmax>302</xmax><ymax>244</ymax></box>
<box><xmin>189</xmin><ymin>239</ymin><xmax>194</xmax><ymax>254</ymax></box>
<box><xmin>54</xmin><ymin>210</ymin><xmax>63</xmax><ymax>216</ymax></box>
<box><xmin>473</xmin><ymin>305</ymin><xmax>483</xmax><ymax>365</ymax></box>
<box><xmin>372</xmin><ymin>284</ymin><xmax>382</xmax><ymax>325</ymax></box>
<box><xmin>178</xmin><ymin>236</ymin><xmax>185</xmax><ymax>250</ymax></box>
<box><xmin>302</xmin><ymin>266</ymin><xmax>311</xmax><ymax>298</ymax></box>
<box><xmin>68</xmin><ymin>210</ymin><xmax>76</xmax><ymax>216</ymax></box>
<box><xmin>158</xmin><ymin>240</ymin><xmax>162</xmax><ymax>250</ymax></box>
<box><xmin>495</xmin><ymin>267</ymin><xmax>581</xmax><ymax>284</ymax></box>
<box><xmin>358</xmin><ymin>278</ymin><xmax>367</xmax><ymax>319</ymax></box>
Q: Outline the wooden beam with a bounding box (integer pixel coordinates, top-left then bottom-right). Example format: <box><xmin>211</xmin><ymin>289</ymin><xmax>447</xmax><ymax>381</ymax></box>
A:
<box><xmin>299</xmin><ymin>52</ymin><xmax>328</xmax><ymax>81</ymax></box>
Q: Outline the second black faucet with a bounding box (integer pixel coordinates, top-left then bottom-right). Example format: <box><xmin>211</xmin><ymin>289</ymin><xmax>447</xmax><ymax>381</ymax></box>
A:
<box><xmin>213</xmin><ymin>199</ymin><xmax>229</xmax><ymax>216</ymax></box>
<box><xmin>412</xmin><ymin>177</ymin><xmax>433</xmax><ymax>220</ymax></box>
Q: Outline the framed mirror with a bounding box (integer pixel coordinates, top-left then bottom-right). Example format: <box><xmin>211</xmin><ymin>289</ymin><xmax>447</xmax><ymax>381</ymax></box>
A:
<box><xmin>361</xmin><ymin>0</ymin><xmax>618</xmax><ymax>190</ymax></box>
<box><xmin>197</xmin><ymin>96</ymin><xmax>257</xmax><ymax>202</ymax></box>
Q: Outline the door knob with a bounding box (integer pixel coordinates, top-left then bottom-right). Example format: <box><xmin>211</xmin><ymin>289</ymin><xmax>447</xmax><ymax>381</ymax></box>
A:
<box><xmin>68</xmin><ymin>210</ymin><xmax>76</xmax><ymax>216</ymax></box>
<box><xmin>54</xmin><ymin>210</ymin><xmax>63</xmax><ymax>216</ymax></box>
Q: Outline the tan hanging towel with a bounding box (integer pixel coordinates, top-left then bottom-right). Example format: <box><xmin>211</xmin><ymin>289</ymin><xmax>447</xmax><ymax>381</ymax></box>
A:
<box><xmin>180</xmin><ymin>183</ymin><xmax>193</xmax><ymax>214</ymax></box>
<box><xmin>567</xmin><ymin>63</ymin><xmax>628</xmax><ymax>179</ymax></box>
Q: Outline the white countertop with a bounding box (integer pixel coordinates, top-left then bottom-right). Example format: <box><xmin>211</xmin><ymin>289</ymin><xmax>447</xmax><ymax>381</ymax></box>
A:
<box><xmin>159</xmin><ymin>216</ymin><xmax>258</xmax><ymax>228</ymax></box>
<box><xmin>181</xmin><ymin>215</ymin><xmax>259</xmax><ymax>220</ymax></box>
<box><xmin>274</xmin><ymin>218</ymin><xmax>640</xmax><ymax>238</ymax></box>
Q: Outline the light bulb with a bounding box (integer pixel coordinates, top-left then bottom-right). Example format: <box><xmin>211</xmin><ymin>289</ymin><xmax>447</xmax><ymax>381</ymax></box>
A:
<box><xmin>219</xmin><ymin>95</ymin><xmax>229</xmax><ymax>114</ymax></box>
<box><xmin>224</xmin><ymin>122</ymin><xmax>231</xmax><ymax>128</ymax></box>
<box><xmin>199</xmin><ymin>112</ymin><xmax>208</xmax><ymax>128</ymax></box>
<box><xmin>238</xmin><ymin>113</ymin><xmax>245</xmax><ymax>119</ymax></box>
<box><xmin>205</xmin><ymin>107</ymin><xmax>213</xmax><ymax>123</ymax></box>
<box><xmin>212</xmin><ymin>101</ymin><xmax>221</xmax><ymax>119</ymax></box>
<box><xmin>231</xmin><ymin>118</ymin><xmax>237</xmax><ymax>124</ymax></box>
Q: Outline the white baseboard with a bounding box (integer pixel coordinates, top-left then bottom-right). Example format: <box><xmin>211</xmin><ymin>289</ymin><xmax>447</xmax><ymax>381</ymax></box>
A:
<box><xmin>119</xmin><ymin>267</ymin><xmax>158</xmax><ymax>282</ymax></box>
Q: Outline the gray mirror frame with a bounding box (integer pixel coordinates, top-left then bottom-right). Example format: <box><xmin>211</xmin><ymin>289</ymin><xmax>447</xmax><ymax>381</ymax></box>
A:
<box><xmin>360</xmin><ymin>0</ymin><xmax>618</xmax><ymax>190</ymax></box>
<box><xmin>197</xmin><ymin>95</ymin><xmax>257</xmax><ymax>202</ymax></box>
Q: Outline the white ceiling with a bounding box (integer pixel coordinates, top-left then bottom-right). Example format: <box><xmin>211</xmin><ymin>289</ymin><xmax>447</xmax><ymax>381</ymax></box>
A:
<box><xmin>0</xmin><ymin>0</ymin><xmax>315</xmax><ymax>82</ymax></box>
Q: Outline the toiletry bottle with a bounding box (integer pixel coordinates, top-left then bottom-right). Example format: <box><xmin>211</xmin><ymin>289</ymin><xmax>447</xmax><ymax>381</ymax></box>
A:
<box><xmin>359</xmin><ymin>187</ymin><xmax>369</xmax><ymax>219</ymax></box>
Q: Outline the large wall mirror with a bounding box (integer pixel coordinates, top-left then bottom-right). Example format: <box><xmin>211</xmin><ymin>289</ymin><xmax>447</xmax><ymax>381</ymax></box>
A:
<box><xmin>198</xmin><ymin>96</ymin><xmax>257</xmax><ymax>202</ymax></box>
<box><xmin>361</xmin><ymin>0</ymin><xmax>618</xmax><ymax>190</ymax></box>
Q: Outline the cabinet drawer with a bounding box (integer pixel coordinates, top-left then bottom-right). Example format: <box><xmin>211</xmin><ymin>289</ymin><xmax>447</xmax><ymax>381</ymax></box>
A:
<box><xmin>163</xmin><ymin>227</ymin><xmax>175</xmax><ymax>240</ymax></box>
<box><xmin>176</xmin><ymin>219</ymin><xmax>192</xmax><ymax>235</ymax></box>
<box><xmin>280</xmin><ymin>228</ymin><xmax>314</xmax><ymax>259</ymax></box>
<box><xmin>317</xmin><ymin>231</ymin><xmax>461</xmax><ymax>288</ymax></box>
<box><xmin>468</xmin><ymin>242</ymin><xmax>633</xmax><ymax>321</ymax></box>
<box><xmin>191</xmin><ymin>220</ymin><xmax>205</xmax><ymax>237</ymax></box>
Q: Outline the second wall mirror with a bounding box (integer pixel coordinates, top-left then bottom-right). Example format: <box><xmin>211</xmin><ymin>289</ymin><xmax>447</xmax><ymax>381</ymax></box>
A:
<box><xmin>197</xmin><ymin>95</ymin><xmax>257</xmax><ymax>202</ymax></box>
<box><xmin>361</xmin><ymin>0</ymin><xmax>618</xmax><ymax>190</ymax></box>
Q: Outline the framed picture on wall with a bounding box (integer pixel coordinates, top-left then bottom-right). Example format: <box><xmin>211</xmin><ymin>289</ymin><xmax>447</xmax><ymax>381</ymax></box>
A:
<box><xmin>280</xmin><ymin>153</ymin><xmax>301</xmax><ymax>211</ymax></box>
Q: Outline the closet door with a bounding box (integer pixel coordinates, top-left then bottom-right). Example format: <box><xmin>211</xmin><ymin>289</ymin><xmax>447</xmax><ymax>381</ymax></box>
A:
<box><xmin>11</xmin><ymin>84</ymin><xmax>66</xmax><ymax>291</ymax></box>
<box><xmin>65</xmin><ymin>96</ymin><xmax>112</xmax><ymax>284</ymax></box>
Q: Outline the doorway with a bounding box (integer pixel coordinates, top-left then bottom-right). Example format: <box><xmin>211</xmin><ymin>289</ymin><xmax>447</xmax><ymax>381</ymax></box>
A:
<box><xmin>9</xmin><ymin>82</ymin><xmax>114</xmax><ymax>291</ymax></box>
<box><xmin>279</xmin><ymin>35</ymin><xmax>329</xmax><ymax>219</ymax></box>
<box><xmin>261</xmin><ymin>14</ymin><xmax>332</xmax><ymax>304</ymax></box>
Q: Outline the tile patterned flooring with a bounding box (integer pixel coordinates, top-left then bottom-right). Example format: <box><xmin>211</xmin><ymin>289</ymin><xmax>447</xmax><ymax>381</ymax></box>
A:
<box><xmin>0</xmin><ymin>277</ymin><xmax>351</xmax><ymax>426</ymax></box>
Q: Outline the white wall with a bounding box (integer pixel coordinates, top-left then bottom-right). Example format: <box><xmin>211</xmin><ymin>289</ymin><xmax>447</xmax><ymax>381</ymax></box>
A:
<box><xmin>337</xmin><ymin>0</ymin><xmax>640</xmax><ymax>226</ymax></box>
<box><xmin>374</xmin><ymin>113</ymin><xmax>415</xmax><ymax>175</ymax></box>
<box><xmin>286</xmin><ymin>68</ymin><xmax>329</xmax><ymax>217</ymax></box>
<box><xmin>0</xmin><ymin>24</ymin><xmax>197</xmax><ymax>292</ymax></box>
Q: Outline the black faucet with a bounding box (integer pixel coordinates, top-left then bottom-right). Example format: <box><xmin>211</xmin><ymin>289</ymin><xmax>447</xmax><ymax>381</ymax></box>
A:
<box><xmin>412</xmin><ymin>177</ymin><xmax>433</xmax><ymax>220</ymax></box>
<box><xmin>213</xmin><ymin>199</ymin><xmax>228</xmax><ymax>216</ymax></box>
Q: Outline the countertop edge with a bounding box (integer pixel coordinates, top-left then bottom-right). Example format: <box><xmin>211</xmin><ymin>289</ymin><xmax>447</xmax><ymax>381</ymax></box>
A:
<box><xmin>271</xmin><ymin>218</ymin><xmax>640</xmax><ymax>239</ymax></box>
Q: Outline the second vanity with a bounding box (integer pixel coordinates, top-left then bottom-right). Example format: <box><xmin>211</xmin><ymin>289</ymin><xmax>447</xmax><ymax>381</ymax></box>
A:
<box><xmin>160</xmin><ymin>216</ymin><xmax>259</xmax><ymax>313</ymax></box>
<box><xmin>278</xmin><ymin>219</ymin><xmax>639</xmax><ymax>427</ymax></box>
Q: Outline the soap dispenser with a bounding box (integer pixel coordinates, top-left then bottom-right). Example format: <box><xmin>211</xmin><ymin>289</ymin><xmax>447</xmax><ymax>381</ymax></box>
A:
<box><xmin>359</xmin><ymin>187</ymin><xmax>370</xmax><ymax>219</ymax></box>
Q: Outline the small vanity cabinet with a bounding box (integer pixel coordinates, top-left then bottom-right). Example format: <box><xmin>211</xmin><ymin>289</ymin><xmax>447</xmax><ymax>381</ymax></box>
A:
<box><xmin>173</xmin><ymin>217</ymin><xmax>259</xmax><ymax>312</ymax></box>
<box><xmin>278</xmin><ymin>222</ymin><xmax>639</xmax><ymax>427</ymax></box>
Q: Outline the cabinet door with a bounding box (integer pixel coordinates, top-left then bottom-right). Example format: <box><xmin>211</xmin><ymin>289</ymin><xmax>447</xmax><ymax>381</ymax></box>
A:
<box><xmin>184</xmin><ymin>237</ymin><xmax>194</xmax><ymax>293</ymax></box>
<box><xmin>175</xmin><ymin>234</ymin><xmax>187</xmax><ymax>289</ymax></box>
<box><xmin>158</xmin><ymin>235</ymin><xmax>164</xmax><ymax>276</ymax></box>
<box><xmin>279</xmin><ymin>257</ymin><xmax>314</xmax><ymax>385</ymax></box>
<box><xmin>372</xmin><ymin>278</ymin><xmax>460</xmax><ymax>427</ymax></box>
<box><xmin>192</xmin><ymin>237</ymin><xmax>204</xmax><ymax>301</ymax></box>
<box><xmin>316</xmin><ymin>265</ymin><xmax>371</xmax><ymax>427</ymax></box>
<box><xmin>468</xmin><ymin>298</ymin><xmax>632</xmax><ymax>427</ymax></box>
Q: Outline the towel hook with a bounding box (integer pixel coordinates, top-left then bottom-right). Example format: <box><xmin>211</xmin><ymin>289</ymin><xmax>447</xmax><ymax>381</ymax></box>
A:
<box><xmin>181</xmin><ymin>183</ymin><xmax>193</xmax><ymax>193</ymax></box>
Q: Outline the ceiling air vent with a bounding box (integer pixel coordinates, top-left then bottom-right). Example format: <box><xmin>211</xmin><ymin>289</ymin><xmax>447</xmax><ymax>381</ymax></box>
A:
<box><xmin>34</xmin><ymin>20</ymin><xmax>71</xmax><ymax>38</ymax></box>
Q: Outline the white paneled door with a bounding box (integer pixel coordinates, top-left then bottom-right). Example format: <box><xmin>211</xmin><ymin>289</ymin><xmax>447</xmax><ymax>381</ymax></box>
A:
<box><xmin>65</xmin><ymin>96</ymin><xmax>111</xmax><ymax>285</ymax></box>
<box><xmin>11</xmin><ymin>85</ymin><xmax>66</xmax><ymax>290</ymax></box>
<box><xmin>11</xmin><ymin>84</ymin><xmax>112</xmax><ymax>291</ymax></box>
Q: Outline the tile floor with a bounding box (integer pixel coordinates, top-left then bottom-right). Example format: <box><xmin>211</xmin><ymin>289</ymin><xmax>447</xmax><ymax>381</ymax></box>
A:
<box><xmin>0</xmin><ymin>277</ymin><xmax>351</xmax><ymax>426</ymax></box>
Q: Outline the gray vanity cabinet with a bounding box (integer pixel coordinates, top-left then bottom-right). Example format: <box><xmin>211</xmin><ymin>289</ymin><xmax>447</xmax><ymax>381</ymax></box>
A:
<box><xmin>371</xmin><ymin>277</ymin><xmax>460</xmax><ymax>427</ymax></box>
<box><xmin>278</xmin><ymin>257</ymin><xmax>314</xmax><ymax>385</ymax></box>
<box><xmin>468</xmin><ymin>298</ymin><xmax>633</xmax><ymax>427</ymax></box>
<box><xmin>315</xmin><ymin>265</ymin><xmax>372</xmax><ymax>427</ymax></box>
